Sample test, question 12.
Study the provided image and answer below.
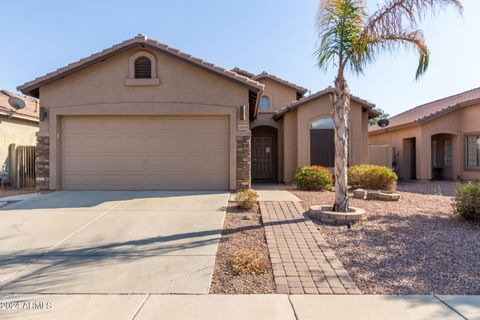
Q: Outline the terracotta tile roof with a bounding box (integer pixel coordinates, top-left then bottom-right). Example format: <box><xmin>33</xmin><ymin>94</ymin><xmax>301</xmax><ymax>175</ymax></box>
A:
<box><xmin>252</xmin><ymin>71</ymin><xmax>308</xmax><ymax>96</ymax></box>
<box><xmin>369</xmin><ymin>86</ymin><xmax>480</xmax><ymax>133</ymax></box>
<box><xmin>273</xmin><ymin>87</ymin><xmax>378</xmax><ymax>120</ymax></box>
<box><xmin>18</xmin><ymin>34</ymin><xmax>264</xmax><ymax>96</ymax></box>
<box><xmin>231</xmin><ymin>67</ymin><xmax>255</xmax><ymax>78</ymax></box>
<box><xmin>0</xmin><ymin>90</ymin><xmax>39</xmax><ymax>122</ymax></box>
<box><xmin>231</xmin><ymin>68</ymin><xmax>308</xmax><ymax>96</ymax></box>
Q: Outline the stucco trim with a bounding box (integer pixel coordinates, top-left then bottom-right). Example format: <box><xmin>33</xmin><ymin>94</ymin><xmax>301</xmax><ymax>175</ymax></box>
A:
<box><xmin>128</xmin><ymin>50</ymin><xmax>157</xmax><ymax>79</ymax></box>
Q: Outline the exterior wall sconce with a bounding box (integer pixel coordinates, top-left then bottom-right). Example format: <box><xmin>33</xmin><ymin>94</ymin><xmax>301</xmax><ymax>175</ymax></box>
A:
<box><xmin>39</xmin><ymin>106</ymin><xmax>48</xmax><ymax>121</ymax></box>
<box><xmin>240</xmin><ymin>105</ymin><xmax>247</xmax><ymax>121</ymax></box>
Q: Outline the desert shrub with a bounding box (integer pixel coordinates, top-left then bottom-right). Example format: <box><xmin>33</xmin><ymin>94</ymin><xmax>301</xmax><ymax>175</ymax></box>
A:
<box><xmin>235</xmin><ymin>189</ymin><xmax>259</xmax><ymax>210</ymax></box>
<box><xmin>348</xmin><ymin>164</ymin><xmax>398</xmax><ymax>191</ymax></box>
<box><xmin>294</xmin><ymin>166</ymin><xmax>333</xmax><ymax>191</ymax></box>
<box><xmin>231</xmin><ymin>249</ymin><xmax>268</xmax><ymax>275</ymax></box>
<box><xmin>453</xmin><ymin>182</ymin><xmax>480</xmax><ymax>221</ymax></box>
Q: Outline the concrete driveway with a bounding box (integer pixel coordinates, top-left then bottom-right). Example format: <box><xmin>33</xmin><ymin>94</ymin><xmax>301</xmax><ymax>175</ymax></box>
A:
<box><xmin>0</xmin><ymin>191</ymin><xmax>229</xmax><ymax>294</ymax></box>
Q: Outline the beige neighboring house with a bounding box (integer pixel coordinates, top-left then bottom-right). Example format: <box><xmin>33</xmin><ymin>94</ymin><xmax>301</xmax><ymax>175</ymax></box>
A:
<box><xmin>369</xmin><ymin>87</ymin><xmax>480</xmax><ymax>181</ymax></box>
<box><xmin>17</xmin><ymin>35</ymin><xmax>377</xmax><ymax>191</ymax></box>
<box><xmin>0</xmin><ymin>90</ymin><xmax>39</xmax><ymax>184</ymax></box>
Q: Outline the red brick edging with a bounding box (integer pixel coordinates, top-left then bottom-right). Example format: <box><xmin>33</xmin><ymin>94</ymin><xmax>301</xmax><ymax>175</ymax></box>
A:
<box><xmin>260</xmin><ymin>201</ymin><xmax>361</xmax><ymax>295</ymax></box>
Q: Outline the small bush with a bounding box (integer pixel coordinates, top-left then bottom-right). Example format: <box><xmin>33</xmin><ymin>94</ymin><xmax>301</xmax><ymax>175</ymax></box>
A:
<box><xmin>294</xmin><ymin>166</ymin><xmax>333</xmax><ymax>191</ymax></box>
<box><xmin>235</xmin><ymin>189</ymin><xmax>259</xmax><ymax>210</ymax></box>
<box><xmin>453</xmin><ymin>182</ymin><xmax>480</xmax><ymax>221</ymax></box>
<box><xmin>348</xmin><ymin>164</ymin><xmax>398</xmax><ymax>191</ymax></box>
<box><xmin>231</xmin><ymin>249</ymin><xmax>268</xmax><ymax>275</ymax></box>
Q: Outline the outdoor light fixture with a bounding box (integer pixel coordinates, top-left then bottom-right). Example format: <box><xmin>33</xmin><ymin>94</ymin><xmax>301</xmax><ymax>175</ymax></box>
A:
<box><xmin>240</xmin><ymin>105</ymin><xmax>247</xmax><ymax>121</ymax></box>
<box><xmin>39</xmin><ymin>106</ymin><xmax>48</xmax><ymax>121</ymax></box>
<box><xmin>377</xmin><ymin>118</ymin><xmax>390</xmax><ymax>128</ymax></box>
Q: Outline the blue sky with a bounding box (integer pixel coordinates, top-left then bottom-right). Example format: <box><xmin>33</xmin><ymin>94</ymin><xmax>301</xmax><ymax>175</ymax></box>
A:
<box><xmin>0</xmin><ymin>0</ymin><xmax>478</xmax><ymax>116</ymax></box>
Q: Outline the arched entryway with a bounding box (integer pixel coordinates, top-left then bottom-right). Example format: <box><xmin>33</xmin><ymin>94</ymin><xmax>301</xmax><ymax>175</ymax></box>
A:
<box><xmin>251</xmin><ymin>126</ymin><xmax>278</xmax><ymax>182</ymax></box>
<box><xmin>431</xmin><ymin>133</ymin><xmax>454</xmax><ymax>180</ymax></box>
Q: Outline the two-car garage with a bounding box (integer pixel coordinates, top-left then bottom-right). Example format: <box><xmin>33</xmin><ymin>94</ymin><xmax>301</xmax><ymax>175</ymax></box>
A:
<box><xmin>60</xmin><ymin>116</ymin><xmax>230</xmax><ymax>190</ymax></box>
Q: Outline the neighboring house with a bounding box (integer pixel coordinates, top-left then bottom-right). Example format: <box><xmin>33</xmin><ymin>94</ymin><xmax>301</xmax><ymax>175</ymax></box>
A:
<box><xmin>369</xmin><ymin>87</ymin><xmax>480</xmax><ymax>181</ymax></box>
<box><xmin>18</xmin><ymin>34</ymin><xmax>377</xmax><ymax>191</ymax></box>
<box><xmin>0</xmin><ymin>90</ymin><xmax>39</xmax><ymax>184</ymax></box>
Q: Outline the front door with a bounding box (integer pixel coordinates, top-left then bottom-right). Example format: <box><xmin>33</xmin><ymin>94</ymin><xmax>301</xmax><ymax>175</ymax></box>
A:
<box><xmin>252</xmin><ymin>136</ymin><xmax>273</xmax><ymax>180</ymax></box>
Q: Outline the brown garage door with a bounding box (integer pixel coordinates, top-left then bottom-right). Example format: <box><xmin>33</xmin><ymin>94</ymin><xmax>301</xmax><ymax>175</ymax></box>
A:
<box><xmin>61</xmin><ymin>116</ymin><xmax>230</xmax><ymax>190</ymax></box>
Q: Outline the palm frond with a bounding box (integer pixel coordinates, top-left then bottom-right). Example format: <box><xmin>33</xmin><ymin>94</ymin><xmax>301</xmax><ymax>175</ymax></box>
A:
<box><xmin>315</xmin><ymin>0</ymin><xmax>367</xmax><ymax>76</ymax></box>
<box><xmin>359</xmin><ymin>29</ymin><xmax>429</xmax><ymax>79</ymax></box>
<box><xmin>360</xmin><ymin>0</ymin><xmax>462</xmax><ymax>78</ymax></box>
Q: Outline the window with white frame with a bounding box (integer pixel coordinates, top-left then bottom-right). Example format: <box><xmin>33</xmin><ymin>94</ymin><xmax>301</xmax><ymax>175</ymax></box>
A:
<box><xmin>466</xmin><ymin>135</ymin><xmax>480</xmax><ymax>168</ymax></box>
<box><xmin>259</xmin><ymin>96</ymin><xmax>270</xmax><ymax>110</ymax></box>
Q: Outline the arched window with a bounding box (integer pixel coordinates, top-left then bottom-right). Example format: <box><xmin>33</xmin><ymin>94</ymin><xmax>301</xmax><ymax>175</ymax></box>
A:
<box><xmin>259</xmin><ymin>96</ymin><xmax>270</xmax><ymax>111</ymax></box>
<box><xmin>126</xmin><ymin>51</ymin><xmax>159</xmax><ymax>86</ymax></box>
<box><xmin>310</xmin><ymin>117</ymin><xmax>335</xmax><ymax>167</ymax></box>
<box><xmin>134</xmin><ymin>56</ymin><xmax>152</xmax><ymax>79</ymax></box>
<box><xmin>310</xmin><ymin>117</ymin><xmax>334</xmax><ymax>129</ymax></box>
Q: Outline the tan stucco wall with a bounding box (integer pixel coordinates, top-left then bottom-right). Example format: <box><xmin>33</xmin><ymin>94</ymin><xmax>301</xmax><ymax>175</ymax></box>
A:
<box><xmin>0</xmin><ymin>116</ymin><xmax>38</xmax><ymax>181</ymax></box>
<box><xmin>38</xmin><ymin>46</ymin><xmax>250</xmax><ymax>190</ymax></box>
<box><xmin>256</xmin><ymin>78</ymin><xmax>298</xmax><ymax>111</ymax></box>
<box><xmin>282</xmin><ymin>96</ymin><xmax>370</xmax><ymax>183</ymax></box>
<box><xmin>369</xmin><ymin>103</ymin><xmax>480</xmax><ymax>180</ymax></box>
<box><xmin>249</xmin><ymin>78</ymin><xmax>300</xmax><ymax>183</ymax></box>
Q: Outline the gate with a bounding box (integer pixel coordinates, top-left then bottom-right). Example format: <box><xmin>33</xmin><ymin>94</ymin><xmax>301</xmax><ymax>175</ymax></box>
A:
<box><xmin>8</xmin><ymin>144</ymin><xmax>36</xmax><ymax>189</ymax></box>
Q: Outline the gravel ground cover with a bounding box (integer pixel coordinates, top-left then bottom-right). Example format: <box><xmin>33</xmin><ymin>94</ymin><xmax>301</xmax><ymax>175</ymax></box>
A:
<box><xmin>292</xmin><ymin>189</ymin><xmax>480</xmax><ymax>295</ymax></box>
<box><xmin>209</xmin><ymin>203</ymin><xmax>275</xmax><ymax>294</ymax></box>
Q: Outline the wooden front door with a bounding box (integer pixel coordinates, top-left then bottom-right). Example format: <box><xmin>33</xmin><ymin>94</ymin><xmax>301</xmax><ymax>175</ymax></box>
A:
<box><xmin>252</xmin><ymin>136</ymin><xmax>273</xmax><ymax>180</ymax></box>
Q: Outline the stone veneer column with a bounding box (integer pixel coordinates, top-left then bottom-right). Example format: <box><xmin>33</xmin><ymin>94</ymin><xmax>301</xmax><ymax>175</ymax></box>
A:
<box><xmin>36</xmin><ymin>136</ymin><xmax>50</xmax><ymax>190</ymax></box>
<box><xmin>236</xmin><ymin>133</ymin><xmax>251</xmax><ymax>190</ymax></box>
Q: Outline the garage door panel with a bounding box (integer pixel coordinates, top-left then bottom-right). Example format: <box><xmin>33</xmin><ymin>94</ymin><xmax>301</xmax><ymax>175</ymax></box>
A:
<box><xmin>61</xmin><ymin>116</ymin><xmax>230</xmax><ymax>190</ymax></box>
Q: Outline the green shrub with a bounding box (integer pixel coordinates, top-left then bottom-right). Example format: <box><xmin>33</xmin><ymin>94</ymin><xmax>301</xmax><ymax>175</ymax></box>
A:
<box><xmin>453</xmin><ymin>182</ymin><xmax>480</xmax><ymax>221</ymax></box>
<box><xmin>235</xmin><ymin>189</ymin><xmax>259</xmax><ymax>210</ymax></box>
<box><xmin>348</xmin><ymin>164</ymin><xmax>398</xmax><ymax>191</ymax></box>
<box><xmin>293</xmin><ymin>166</ymin><xmax>333</xmax><ymax>191</ymax></box>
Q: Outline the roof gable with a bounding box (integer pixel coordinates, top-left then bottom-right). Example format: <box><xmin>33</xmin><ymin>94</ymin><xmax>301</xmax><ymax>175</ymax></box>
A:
<box><xmin>18</xmin><ymin>35</ymin><xmax>264</xmax><ymax>97</ymax></box>
<box><xmin>369</xmin><ymin>86</ymin><xmax>480</xmax><ymax>133</ymax></box>
<box><xmin>273</xmin><ymin>87</ymin><xmax>377</xmax><ymax>120</ymax></box>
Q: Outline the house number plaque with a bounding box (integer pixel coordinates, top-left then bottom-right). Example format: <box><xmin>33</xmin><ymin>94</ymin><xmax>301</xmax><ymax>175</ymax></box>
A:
<box><xmin>237</xmin><ymin>124</ymin><xmax>249</xmax><ymax>131</ymax></box>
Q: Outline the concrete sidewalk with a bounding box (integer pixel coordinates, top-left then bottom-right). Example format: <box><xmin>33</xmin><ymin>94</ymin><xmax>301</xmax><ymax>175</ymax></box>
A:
<box><xmin>0</xmin><ymin>294</ymin><xmax>478</xmax><ymax>319</ymax></box>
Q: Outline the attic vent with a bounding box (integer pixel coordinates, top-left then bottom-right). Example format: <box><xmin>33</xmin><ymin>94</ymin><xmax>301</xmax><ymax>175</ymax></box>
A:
<box><xmin>134</xmin><ymin>57</ymin><xmax>152</xmax><ymax>79</ymax></box>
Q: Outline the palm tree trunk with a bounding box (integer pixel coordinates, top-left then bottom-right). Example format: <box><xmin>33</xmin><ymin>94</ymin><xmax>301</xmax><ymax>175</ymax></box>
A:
<box><xmin>332</xmin><ymin>75</ymin><xmax>350</xmax><ymax>212</ymax></box>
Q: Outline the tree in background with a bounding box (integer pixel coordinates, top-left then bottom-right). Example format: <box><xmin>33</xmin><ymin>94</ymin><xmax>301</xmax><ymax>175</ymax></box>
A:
<box><xmin>315</xmin><ymin>0</ymin><xmax>463</xmax><ymax>212</ymax></box>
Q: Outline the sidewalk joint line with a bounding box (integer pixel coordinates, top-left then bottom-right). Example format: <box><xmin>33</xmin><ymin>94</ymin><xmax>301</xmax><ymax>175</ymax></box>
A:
<box><xmin>132</xmin><ymin>294</ymin><xmax>150</xmax><ymax>320</ymax></box>
<box><xmin>433</xmin><ymin>295</ymin><xmax>468</xmax><ymax>320</ymax></box>
<box><xmin>287</xmin><ymin>295</ymin><xmax>300</xmax><ymax>320</ymax></box>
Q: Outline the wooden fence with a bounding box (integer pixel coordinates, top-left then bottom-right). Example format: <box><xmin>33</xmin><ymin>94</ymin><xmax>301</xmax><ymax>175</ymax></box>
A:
<box><xmin>8</xmin><ymin>144</ymin><xmax>36</xmax><ymax>189</ymax></box>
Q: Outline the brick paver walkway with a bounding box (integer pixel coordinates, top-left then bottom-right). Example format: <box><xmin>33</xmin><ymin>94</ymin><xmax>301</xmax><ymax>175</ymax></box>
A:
<box><xmin>260</xmin><ymin>201</ymin><xmax>361</xmax><ymax>295</ymax></box>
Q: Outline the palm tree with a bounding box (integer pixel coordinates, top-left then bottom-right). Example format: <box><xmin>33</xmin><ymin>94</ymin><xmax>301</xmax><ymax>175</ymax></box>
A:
<box><xmin>315</xmin><ymin>0</ymin><xmax>463</xmax><ymax>212</ymax></box>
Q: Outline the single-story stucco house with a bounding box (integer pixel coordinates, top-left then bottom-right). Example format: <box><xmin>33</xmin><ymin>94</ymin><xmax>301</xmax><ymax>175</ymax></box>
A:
<box><xmin>18</xmin><ymin>34</ymin><xmax>378</xmax><ymax>191</ymax></box>
<box><xmin>369</xmin><ymin>87</ymin><xmax>480</xmax><ymax>181</ymax></box>
<box><xmin>0</xmin><ymin>90</ymin><xmax>39</xmax><ymax>184</ymax></box>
